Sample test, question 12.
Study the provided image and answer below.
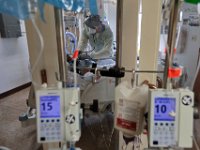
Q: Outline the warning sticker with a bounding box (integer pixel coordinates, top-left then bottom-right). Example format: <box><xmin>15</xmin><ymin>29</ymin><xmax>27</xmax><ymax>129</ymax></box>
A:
<box><xmin>116</xmin><ymin>99</ymin><xmax>140</xmax><ymax>131</ymax></box>
<box><xmin>117</xmin><ymin>118</ymin><xmax>137</xmax><ymax>130</ymax></box>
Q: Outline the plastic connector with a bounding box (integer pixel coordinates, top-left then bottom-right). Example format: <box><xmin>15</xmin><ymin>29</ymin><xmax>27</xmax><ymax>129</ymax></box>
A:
<box><xmin>57</xmin><ymin>81</ymin><xmax>62</xmax><ymax>89</ymax></box>
<box><xmin>73</xmin><ymin>50</ymin><xmax>79</xmax><ymax>59</ymax></box>
<box><xmin>168</xmin><ymin>67</ymin><xmax>182</xmax><ymax>78</ymax></box>
<box><xmin>41</xmin><ymin>83</ymin><xmax>47</xmax><ymax>88</ymax></box>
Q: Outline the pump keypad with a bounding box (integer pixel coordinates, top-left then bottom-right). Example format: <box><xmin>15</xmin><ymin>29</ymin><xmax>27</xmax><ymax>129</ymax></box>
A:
<box><xmin>39</xmin><ymin>118</ymin><xmax>62</xmax><ymax>141</ymax></box>
<box><xmin>153</xmin><ymin>121</ymin><xmax>176</xmax><ymax>146</ymax></box>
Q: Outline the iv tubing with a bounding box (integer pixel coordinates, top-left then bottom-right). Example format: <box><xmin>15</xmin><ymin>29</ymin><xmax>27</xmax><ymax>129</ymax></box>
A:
<box><xmin>74</xmin><ymin>58</ymin><xmax>77</xmax><ymax>88</ymax></box>
<box><xmin>65</xmin><ymin>32</ymin><xmax>77</xmax><ymax>55</ymax></box>
<box><xmin>30</xmin><ymin>14</ymin><xmax>44</xmax><ymax>87</ymax></box>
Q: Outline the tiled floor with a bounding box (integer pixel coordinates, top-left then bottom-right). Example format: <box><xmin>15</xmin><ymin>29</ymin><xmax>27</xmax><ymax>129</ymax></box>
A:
<box><xmin>0</xmin><ymin>87</ymin><xmax>42</xmax><ymax>150</ymax></box>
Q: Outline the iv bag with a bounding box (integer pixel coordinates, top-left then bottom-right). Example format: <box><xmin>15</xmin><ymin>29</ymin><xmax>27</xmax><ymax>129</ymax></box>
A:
<box><xmin>43</xmin><ymin>0</ymin><xmax>85</xmax><ymax>12</ymax></box>
<box><xmin>114</xmin><ymin>81</ymin><xmax>149</xmax><ymax>136</ymax></box>
<box><xmin>0</xmin><ymin>0</ymin><xmax>30</xmax><ymax>20</ymax></box>
<box><xmin>44</xmin><ymin>0</ymin><xmax>99</xmax><ymax>15</ymax></box>
<box><xmin>88</xmin><ymin>0</ymin><xmax>98</xmax><ymax>15</ymax></box>
<box><xmin>0</xmin><ymin>0</ymin><xmax>97</xmax><ymax>21</ymax></box>
<box><xmin>0</xmin><ymin>0</ymin><xmax>85</xmax><ymax>20</ymax></box>
<box><xmin>39</xmin><ymin>0</ymin><xmax>85</xmax><ymax>21</ymax></box>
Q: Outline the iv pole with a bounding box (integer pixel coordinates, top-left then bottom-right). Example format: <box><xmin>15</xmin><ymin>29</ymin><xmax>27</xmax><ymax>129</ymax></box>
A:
<box><xmin>163</xmin><ymin>0</ymin><xmax>181</xmax><ymax>88</ymax></box>
<box><xmin>54</xmin><ymin>8</ymin><xmax>68</xmax><ymax>86</ymax></box>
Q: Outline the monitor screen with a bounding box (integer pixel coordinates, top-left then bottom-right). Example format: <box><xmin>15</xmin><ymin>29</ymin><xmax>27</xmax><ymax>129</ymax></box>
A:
<box><xmin>154</xmin><ymin>97</ymin><xmax>176</xmax><ymax>121</ymax></box>
<box><xmin>40</xmin><ymin>95</ymin><xmax>61</xmax><ymax>118</ymax></box>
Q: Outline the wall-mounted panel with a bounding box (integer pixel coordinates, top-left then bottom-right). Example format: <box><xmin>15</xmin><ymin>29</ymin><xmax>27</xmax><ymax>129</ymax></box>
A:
<box><xmin>0</xmin><ymin>14</ymin><xmax>21</xmax><ymax>38</ymax></box>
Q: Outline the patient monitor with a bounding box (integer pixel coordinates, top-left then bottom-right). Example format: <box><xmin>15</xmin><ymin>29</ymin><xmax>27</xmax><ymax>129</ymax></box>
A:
<box><xmin>36</xmin><ymin>87</ymin><xmax>81</xmax><ymax>143</ymax></box>
<box><xmin>149</xmin><ymin>89</ymin><xmax>194</xmax><ymax>148</ymax></box>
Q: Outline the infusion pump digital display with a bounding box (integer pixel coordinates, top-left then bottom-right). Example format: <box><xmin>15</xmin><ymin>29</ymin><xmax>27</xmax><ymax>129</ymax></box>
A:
<box><xmin>154</xmin><ymin>97</ymin><xmax>176</xmax><ymax>121</ymax></box>
<box><xmin>40</xmin><ymin>96</ymin><xmax>61</xmax><ymax>118</ymax></box>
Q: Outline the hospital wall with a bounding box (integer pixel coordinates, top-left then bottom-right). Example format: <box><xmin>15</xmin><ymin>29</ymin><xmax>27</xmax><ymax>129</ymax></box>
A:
<box><xmin>0</xmin><ymin>21</ymin><xmax>31</xmax><ymax>94</ymax></box>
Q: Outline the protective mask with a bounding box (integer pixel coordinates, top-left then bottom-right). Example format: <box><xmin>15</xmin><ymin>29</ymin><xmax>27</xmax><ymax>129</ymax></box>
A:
<box><xmin>88</xmin><ymin>28</ymin><xmax>96</xmax><ymax>34</ymax></box>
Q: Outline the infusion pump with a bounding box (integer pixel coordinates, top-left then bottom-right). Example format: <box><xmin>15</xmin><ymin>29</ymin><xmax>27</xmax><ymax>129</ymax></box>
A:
<box><xmin>149</xmin><ymin>88</ymin><xmax>194</xmax><ymax>148</ymax></box>
<box><xmin>36</xmin><ymin>87</ymin><xmax>81</xmax><ymax>143</ymax></box>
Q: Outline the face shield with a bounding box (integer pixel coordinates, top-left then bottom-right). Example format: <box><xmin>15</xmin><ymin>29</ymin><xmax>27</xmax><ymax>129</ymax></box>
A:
<box><xmin>85</xmin><ymin>15</ymin><xmax>102</xmax><ymax>33</ymax></box>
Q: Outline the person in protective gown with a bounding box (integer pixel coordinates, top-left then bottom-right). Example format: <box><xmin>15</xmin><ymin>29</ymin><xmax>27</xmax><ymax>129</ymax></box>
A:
<box><xmin>77</xmin><ymin>15</ymin><xmax>113</xmax><ymax>60</ymax></box>
<box><xmin>76</xmin><ymin>15</ymin><xmax>118</xmax><ymax>150</ymax></box>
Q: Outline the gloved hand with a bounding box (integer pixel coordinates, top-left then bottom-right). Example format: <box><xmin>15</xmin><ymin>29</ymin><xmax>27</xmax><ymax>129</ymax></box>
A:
<box><xmin>78</xmin><ymin>52</ymin><xmax>91</xmax><ymax>60</ymax></box>
<box><xmin>67</xmin><ymin>54</ymin><xmax>73</xmax><ymax>62</ymax></box>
